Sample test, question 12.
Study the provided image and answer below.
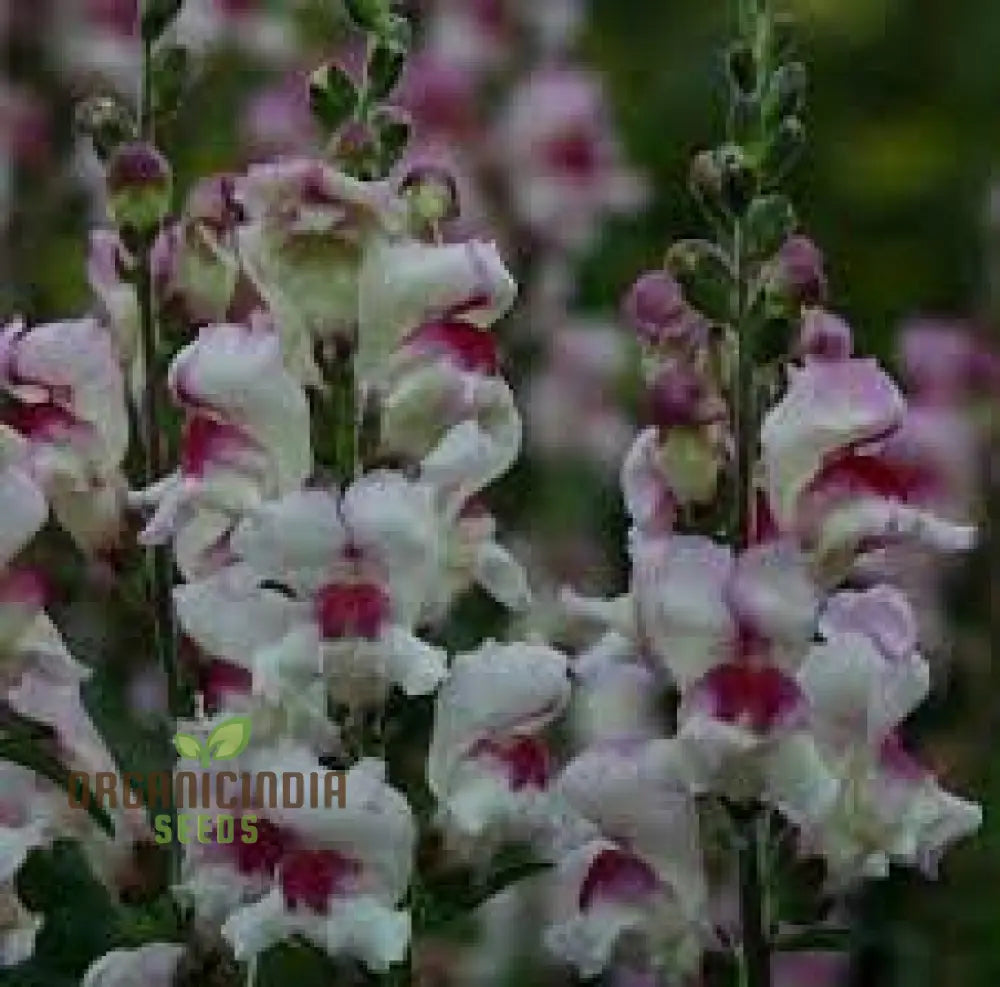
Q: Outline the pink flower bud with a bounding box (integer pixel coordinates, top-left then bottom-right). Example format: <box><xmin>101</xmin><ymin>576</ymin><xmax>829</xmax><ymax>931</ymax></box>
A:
<box><xmin>798</xmin><ymin>307</ymin><xmax>853</xmax><ymax>361</ymax></box>
<box><xmin>622</xmin><ymin>270</ymin><xmax>698</xmax><ymax>345</ymax></box>
<box><xmin>647</xmin><ymin>362</ymin><xmax>724</xmax><ymax>427</ymax></box>
<box><xmin>776</xmin><ymin>234</ymin><xmax>827</xmax><ymax>306</ymax></box>
<box><xmin>106</xmin><ymin>141</ymin><xmax>172</xmax><ymax>232</ymax></box>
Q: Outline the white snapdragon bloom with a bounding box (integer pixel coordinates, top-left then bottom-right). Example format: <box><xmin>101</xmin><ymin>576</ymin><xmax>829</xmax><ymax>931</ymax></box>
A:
<box><xmin>0</xmin><ymin>317</ymin><xmax>128</xmax><ymax>551</ymax></box>
<box><xmin>797</xmin><ymin>737</ymin><xmax>981</xmax><ymax>884</ymax></box>
<box><xmin>236</xmin><ymin>159</ymin><xmax>404</xmax><ymax>383</ymax></box>
<box><xmin>198</xmin><ymin>754</ymin><xmax>415</xmax><ymax>973</ymax></box>
<box><xmin>761</xmin><ymin>356</ymin><xmax>976</xmax><ymax>580</ymax></box>
<box><xmin>383</xmin><ymin>320</ymin><xmax>522</xmax><ymax>509</ymax></box>
<box><xmin>428</xmin><ymin>640</ymin><xmax>571</xmax><ymax>843</ymax></box>
<box><xmin>175</xmin><ymin>475</ymin><xmax>447</xmax><ymax>706</ymax></box>
<box><xmin>130</xmin><ymin>320</ymin><xmax>312</xmax><ymax>578</ymax></box>
<box><xmin>564</xmin><ymin>535</ymin><xmax>819</xmax><ymax>691</ymax></box>
<box><xmin>358</xmin><ymin>238</ymin><xmax>516</xmax><ymax>383</ymax></box>
<box><xmin>545</xmin><ymin>740</ymin><xmax>707</xmax><ymax>978</ymax></box>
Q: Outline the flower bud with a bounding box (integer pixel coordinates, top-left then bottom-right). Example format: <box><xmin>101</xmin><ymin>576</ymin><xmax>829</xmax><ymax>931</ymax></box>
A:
<box><xmin>106</xmin><ymin>142</ymin><xmax>172</xmax><ymax>233</ymax></box>
<box><xmin>798</xmin><ymin>308</ymin><xmax>853</xmax><ymax>361</ymax></box>
<box><xmin>622</xmin><ymin>270</ymin><xmax>685</xmax><ymax>344</ymax></box>
<box><xmin>647</xmin><ymin>362</ymin><xmax>725</xmax><ymax>428</ymax></box>
<box><xmin>75</xmin><ymin>95</ymin><xmax>136</xmax><ymax>161</ymax></box>
<box><xmin>718</xmin><ymin>143</ymin><xmax>757</xmax><ymax>215</ymax></box>
<box><xmin>689</xmin><ymin>144</ymin><xmax>757</xmax><ymax>216</ymax></box>
<box><xmin>774</xmin><ymin>234</ymin><xmax>827</xmax><ymax>306</ymax></box>
<box><xmin>689</xmin><ymin>148</ymin><xmax>723</xmax><ymax>205</ymax></box>
<box><xmin>401</xmin><ymin>165</ymin><xmax>461</xmax><ymax>228</ymax></box>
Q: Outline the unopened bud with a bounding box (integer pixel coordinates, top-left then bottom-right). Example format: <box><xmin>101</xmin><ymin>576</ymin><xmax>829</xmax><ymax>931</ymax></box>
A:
<box><xmin>106</xmin><ymin>142</ymin><xmax>172</xmax><ymax>233</ymax></box>
<box><xmin>690</xmin><ymin>145</ymin><xmax>756</xmax><ymax>216</ymax></box>
<box><xmin>75</xmin><ymin>95</ymin><xmax>136</xmax><ymax>161</ymax></box>
<box><xmin>718</xmin><ymin>143</ymin><xmax>756</xmax><ymax>216</ymax></box>
<box><xmin>689</xmin><ymin>149</ymin><xmax>724</xmax><ymax>206</ymax></box>
<box><xmin>401</xmin><ymin>165</ymin><xmax>460</xmax><ymax>228</ymax></box>
<box><xmin>798</xmin><ymin>307</ymin><xmax>852</xmax><ymax>361</ymax></box>
<box><xmin>623</xmin><ymin>271</ymin><xmax>686</xmax><ymax>344</ymax></box>
<box><xmin>648</xmin><ymin>362</ymin><xmax>724</xmax><ymax>428</ymax></box>
<box><xmin>775</xmin><ymin>234</ymin><xmax>827</xmax><ymax>306</ymax></box>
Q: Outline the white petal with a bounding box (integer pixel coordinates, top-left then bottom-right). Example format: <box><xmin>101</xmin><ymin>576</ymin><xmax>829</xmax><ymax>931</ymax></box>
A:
<box><xmin>357</xmin><ymin>239</ymin><xmax>516</xmax><ymax>382</ymax></box>
<box><xmin>222</xmin><ymin>888</ymin><xmax>293</xmax><ymax>961</ymax></box>
<box><xmin>230</xmin><ymin>489</ymin><xmax>346</xmax><ymax>591</ymax></box>
<box><xmin>382</xmin><ymin>625</ymin><xmax>448</xmax><ymax>696</ymax></box>
<box><xmin>428</xmin><ymin>641</ymin><xmax>570</xmax><ymax>796</ymax></box>
<box><xmin>472</xmin><ymin>539</ymin><xmax>532</xmax><ymax>610</ymax></box>
<box><xmin>313</xmin><ymin>896</ymin><xmax>411</xmax><ymax>972</ymax></box>
<box><xmin>81</xmin><ymin>944</ymin><xmax>184</xmax><ymax>987</ymax></box>
<box><xmin>761</xmin><ymin>359</ymin><xmax>904</xmax><ymax>527</ymax></box>
<box><xmin>632</xmin><ymin>535</ymin><xmax>735</xmax><ymax>689</ymax></box>
<box><xmin>0</xmin><ymin>450</ymin><xmax>46</xmax><ymax>567</ymax></box>
<box><xmin>173</xmin><ymin>569</ymin><xmax>310</xmax><ymax>664</ymax></box>
<box><xmin>798</xmin><ymin>631</ymin><xmax>929</xmax><ymax>742</ymax></box>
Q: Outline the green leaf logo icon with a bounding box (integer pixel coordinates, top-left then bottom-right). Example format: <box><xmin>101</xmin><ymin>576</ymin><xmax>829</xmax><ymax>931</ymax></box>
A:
<box><xmin>172</xmin><ymin>717</ymin><xmax>252</xmax><ymax>768</ymax></box>
<box><xmin>205</xmin><ymin>716</ymin><xmax>253</xmax><ymax>762</ymax></box>
<box><xmin>173</xmin><ymin>733</ymin><xmax>205</xmax><ymax>763</ymax></box>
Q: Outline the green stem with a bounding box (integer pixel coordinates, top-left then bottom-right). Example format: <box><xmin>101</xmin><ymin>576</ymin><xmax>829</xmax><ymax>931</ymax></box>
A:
<box><xmin>137</xmin><ymin>2</ymin><xmax>181</xmax><ymax>879</ymax></box>
<box><xmin>735</xmin><ymin>809</ymin><xmax>771</xmax><ymax>987</ymax></box>
<box><xmin>730</xmin><ymin>2</ymin><xmax>774</xmax><ymax>983</ymax></box>
<box><xmin>331</xmin><ymin>353</ymin><xmax>359</xmax><ymax>486</ymax></box>
<box><xmin>732</xmin><ymin>220</ymin><xmax>755</xmax><ymax>549</ymax></box>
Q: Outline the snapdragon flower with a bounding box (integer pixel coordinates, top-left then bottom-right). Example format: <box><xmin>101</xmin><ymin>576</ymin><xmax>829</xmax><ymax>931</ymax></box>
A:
<box><xmin>0</xmin><ymin>316</ymin><xmax>128</xmax><ymax>551</ymax></box>
<box><xmin>175</xmin><ymin>477</ymin><xmax>448</xmax><ymax>707</ymax></box>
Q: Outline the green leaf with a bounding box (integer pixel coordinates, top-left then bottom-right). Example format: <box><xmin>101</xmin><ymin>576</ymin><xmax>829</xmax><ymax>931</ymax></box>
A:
<box><xmin>374</xmin><ymin>111</ymin><xmax>411</xmax><ymax>175</ymax></box>
<box><xmin>415</xmin><ymin>843</ymin><xmax>552</xmax><ymax>933</ymax></box>
<box><xmin>141</xmin><ymin>0</ymin><xmax>184</xmax><ymax>42</ymax></box>
<box><xmin>345</xmin><ymin>0</ymin><xmax>389</xmax><ymax>32</ymax></box>
<box><xmin>172</xmin><ymin>733</ymin><xmax>203</xmax><ymax>762</ymax></box>
<box><xmin>152</xmin><ymin>45</ymin><xmax>190</xmax><ymax>121</ymax></box>
<box><xmin>205</xmin><ymin>716</ymin><xmax>253</xmax><ymax>761</ymax></box>
<box><xmin>368</xmin><ymin>42</ymin><xmax>406</xmax><ymax>100</ymax></box>
<box><xmin>13</xmin><ymin>841</ymin><xmax>123</xmax><ymax>980</ymax></box>
<box><xmin>773</xmin><ymin>926</ymin><xmax>853</xmax><ymax>952</ymax></box>
<box><xmin>664</xmin><ymin>238</ymin><xmax>733</xmax><ymax>323</ymax></box>
<box><xmin>744</xmin><ymin>194</ymin><xmax>797</xmax><ymax>260</ymax></box>
<box><xmin>309</xmin><ymin>63</ymin><xmax>359</xmax><ymax>132</ymax></box>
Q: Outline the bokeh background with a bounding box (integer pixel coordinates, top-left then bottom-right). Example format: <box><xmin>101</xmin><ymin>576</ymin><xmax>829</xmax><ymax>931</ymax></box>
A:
<box><xmin>2</xmin><ymin>1</ymin><xmax>998</xmax><ymax>984</ymax></box>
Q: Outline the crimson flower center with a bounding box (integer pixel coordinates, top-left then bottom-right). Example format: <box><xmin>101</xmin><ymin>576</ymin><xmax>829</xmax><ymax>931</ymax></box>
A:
<box><xmin>314</xmin><ymin>582</ymin><xmax>390</xmax><ymax>640</ymax></box>
<box><xmin>471</xmin><ymin>735</ymin><xmax>552</xmax><ymax>790</ymax></box>
<box><xmin>579</xmin><ymin>847</ymin><xmax>661</xmax><ymax>910</ymax></box>
<box><xmin>281</xmin><ymin>849</ymin><xmax>362</xmax><ymax>913</ymax></box>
